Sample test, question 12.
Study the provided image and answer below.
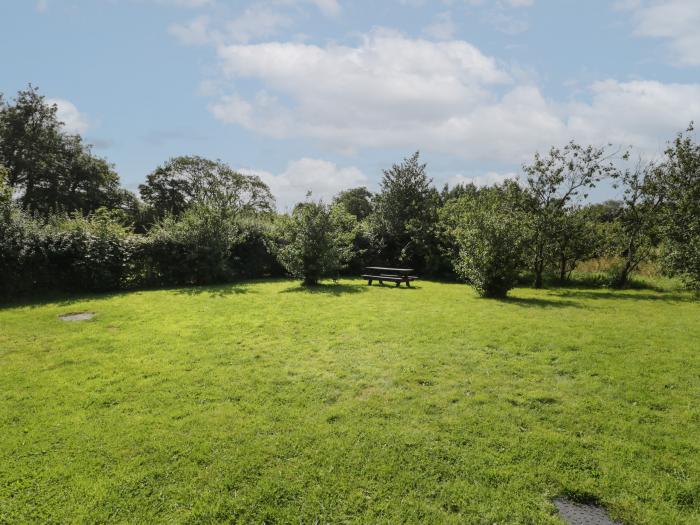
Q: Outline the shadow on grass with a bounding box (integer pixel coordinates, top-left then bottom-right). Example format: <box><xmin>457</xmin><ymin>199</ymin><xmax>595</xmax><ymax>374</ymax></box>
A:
<box><xmin>554</xmin><ymin>289</ymin><xmax>693</xmax><ymax>302</ymax></box>
<box><xmin>280</xmin><ymin>282</ymin><xmax>369</xmax><ymax>296</ymax></box>
<box><xmin>173</xmin><ymin>283</ymin><xmax>252</xmax><ymax>297</ymax></box>
<box><xmin>0</xmin><ymin>281</ymin><xmax>255</xmax><ymax>309</ymax></box>
<box><xmin>0</xmin><ymin>290</ymin><xmax>127</xmax><ymax>310</ymax></box>
<box><xmin>497</xmin><ymin>296</ymin><xmax>582</xmax><ymax>308</ymax></box>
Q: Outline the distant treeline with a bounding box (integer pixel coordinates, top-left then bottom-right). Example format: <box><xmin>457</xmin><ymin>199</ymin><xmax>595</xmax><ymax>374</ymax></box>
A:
<box><xmin>1</xmin><ymin>85</ymin><xmax>699</xmax><ymax>298</ymax></box>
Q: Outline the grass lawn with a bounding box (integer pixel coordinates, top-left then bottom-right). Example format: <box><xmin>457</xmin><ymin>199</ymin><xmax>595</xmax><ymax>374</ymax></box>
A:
<box><xmin>1</xmin><ymin>279</ymin><xmax>699</xmax><ymax>524</ymax></box>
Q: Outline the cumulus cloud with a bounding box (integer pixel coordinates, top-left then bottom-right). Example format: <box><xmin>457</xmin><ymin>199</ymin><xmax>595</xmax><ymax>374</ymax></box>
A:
<box><xmin>622</xmin><ymin>0</ymin><xmax>700</xmax><ymax>66</ymax></box>
<box><xmin>241</xmin><ymin>158</ymin><xmax>367</xmax><ymax>210</ymax></box>
<box><xmin>207</xmin><ymin>30</ymin><xmax>700</xmax><ymax>163</ymax></box>
<box><xmin>567</xmin><ymin>79</ymin><xmax>700</xmax><ymax>153</ymax></box>
<box><xmin>47</xmin><ymin>98</ymin><xmax>90</xmax><ymax>135</ymax></box>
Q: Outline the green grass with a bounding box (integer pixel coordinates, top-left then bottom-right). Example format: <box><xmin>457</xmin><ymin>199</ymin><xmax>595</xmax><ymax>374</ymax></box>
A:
<box><xmin>1</xmin><ymin>279</ymin><xmax>699</xmax><ymax>524</ymax></box>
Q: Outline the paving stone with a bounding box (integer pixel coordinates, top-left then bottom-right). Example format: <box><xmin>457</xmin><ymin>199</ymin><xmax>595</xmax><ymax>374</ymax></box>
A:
<box><xmin>553</xmin><ymin>498</ymin><xmax>621</xmax><ymax>525</ymax></box>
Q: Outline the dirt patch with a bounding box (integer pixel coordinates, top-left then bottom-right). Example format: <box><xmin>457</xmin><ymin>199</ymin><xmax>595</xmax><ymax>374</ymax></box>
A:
<box><xmin>59</xmin><ymin>312</ymin><xmax>95</xmax><ymax>322</ymax></box>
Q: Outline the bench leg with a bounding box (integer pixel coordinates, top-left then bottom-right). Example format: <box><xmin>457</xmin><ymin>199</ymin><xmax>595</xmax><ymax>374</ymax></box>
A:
<box><xmin>367</xmin><ymin>279</ymin><xmax>372</xmax><ymax>286</ymax></box>
<box><xmin>406</xmin><ymin>280</ymin><xmax>411</xmax><ymax>287</ymax></box>
<box><xmin>395</xmin><ymin>281</ymin><xmax>400</xmax><ymax>287</ymax></box>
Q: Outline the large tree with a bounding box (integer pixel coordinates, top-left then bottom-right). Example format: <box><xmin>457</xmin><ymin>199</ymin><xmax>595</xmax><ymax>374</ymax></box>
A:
<box><xmin>139</xmin><ymin>156</ymin><xmax>274</xmax><ymax>220</ymax></box>
<box><xmin>371</xmin><ymin>152</ymin><xmax>440</xmax><ymax>272</ymax></box>
<box><xmin>658</xmin><ymin>125</ymin><xmax>700</xmax><ymax>291</ymax></box>
<box><xmin>0</xmin><ymin>85</ymin><xmax>126</xmax><ymax>215</ymax></box>
<box><xmin>522</xmin><ymin>142</ymin><xmax>617</xmax><ymax>288</ymax></box>
<box><xmin>333</xmin><ymin>186</ymin><xmax>373</xmax><ymax>220</ymax></box>
<box><xmin>603</xmin><ymin>160</ymin><xmax>664</xmax><ymax>288</ymax></box>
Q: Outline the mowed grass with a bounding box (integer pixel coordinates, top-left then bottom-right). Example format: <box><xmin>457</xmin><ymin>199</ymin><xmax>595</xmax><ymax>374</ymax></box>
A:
<box><xmin>1</xmin><ymin>279</ymin><xmax>699</xmax><ymax>524</ymax></box>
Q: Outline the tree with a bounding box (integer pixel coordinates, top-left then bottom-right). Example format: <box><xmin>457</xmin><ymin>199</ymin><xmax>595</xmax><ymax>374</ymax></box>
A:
<box><xmin>139</xmin><ymin>156</ymin><xmax>274</xmax><ymax>220</ymax></box>
<box><xmin>276</xmin><ymin>201</ymin><xmax>355</xmax><ymax>286</ymax></box>
<box><xmin>333</xmin><ymin>187</ymin><xmax>373</xmax><ymax>220</ymax></box>
<box><xmin>371</xmin><ymin>152</ymin><xmax>440</xmax><ymax>272</ymax></box>
<box><xmin>551</xmin><ymin>207</ymin><xmax>600</xmax><ymax>282</ymax></box>
<box><xmin>440</xmin><ymin>181</ymin><xmax>527</xmax><ymax>298</ymax></box>
<box><xmin>603</xmin><ymin>160</ymin><xmax>664</xmax><ymax>288</ymax></box>
<box><xmin>658</xmin><ymin>125</ymin><xmax>700</xmax><ymax>291</ymax></box>
<box><xmin>522</xmin><ymin>142</ymin><xmax>618</xmax><ymax>288</ymax></box>
<box><xmin>0</xmin><ymin>85</ymin><xmax>124</xmax><ymax>215</ymax></box>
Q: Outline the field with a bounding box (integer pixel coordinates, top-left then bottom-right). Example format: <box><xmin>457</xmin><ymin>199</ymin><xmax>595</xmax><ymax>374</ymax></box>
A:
<box><xmin>1</xmin><ymin>279</ymin><xmax>699</xmax><ymax>524</ymax></box>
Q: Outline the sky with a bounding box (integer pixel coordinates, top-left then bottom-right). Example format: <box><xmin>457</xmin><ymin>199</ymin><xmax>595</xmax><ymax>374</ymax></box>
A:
<box><xmin>2</xmin><ymin>0</ymin><xmax>700</xmax><ymax>209</ymax></box>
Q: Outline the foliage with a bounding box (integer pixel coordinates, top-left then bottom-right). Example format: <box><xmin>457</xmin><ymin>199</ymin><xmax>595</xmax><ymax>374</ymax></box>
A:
<box><xmin>44</xmin><ymin>210</ymin><xmax>133</xmax><ymax>292</ymax></box>
<box><xmin>139</xmin><ymin>156</ymin><xmax>274</xmax><ymax>221</ymax></box>
<box><xmin>522</xmin><ymin>142</ymin><xmax>618</xmax><ymax>288</ymax></box>
<box><xmin>141</xmin><ymin>205</ymin><xmax>242</xmax><ymax>286</ymax></box>
<box><xmin>333</xmin><ymin>186</ymin><xmax>373</xmax><ymax>220</ymax></box>
<box><xmin>371</xmin><ymin>152</ymin><xmax>440</xmax><ymax>273</ymax></box>
<box><xmin>0</xmin><ymin>86</ymin><xmax>127</xmax><ymax>215</ymax></box>
<box><xmin>658</xmin><ymin>125</ymin><xmax>700</xmax><ymax>292</ymax></box>
<box><xmin>551</xmin><ymin>207</ymin><xmax>601</xmax><ymax>282</ymax></box>
<box><xmin>276</xmin><ymin>201</ymin><xmax>355</xmax><ymax>285</ymax></box>
<box><xmin>440</xmin><ymin>182</ymin><xmax>528</xmax><ymax>297</ymax></box>
<box><xmin>0</xmin><ymin>168</ymin><xmax>49</xmax><ymax>297</ymax></box>
<box><xmin>605</xmin><ymin>160</ymin><xmax>664</xmax><ymax>288</ymax></box>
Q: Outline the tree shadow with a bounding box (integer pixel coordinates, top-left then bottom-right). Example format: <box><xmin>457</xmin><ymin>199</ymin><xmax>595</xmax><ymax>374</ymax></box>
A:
<box><xmin>173</xmin><ymin>283</ymin><xmax>252</xmax><ymax>297</ymax></box>
<box><xmin>497</xmin><ymin>296</ymin><xmax>582</xmax><ymax>308</ymax></box>
<box><xmin>553</xmin><ymin>289</ymin><xmax>694</xmax><ymax>303</ymax></box>
<box><xmin>0</xmin><ymin>290</ymin><xmax>128</xmax><ymax>310</ymax></box>
<box><xmin>280</xmin><ymin>282</ymin><xmax>369</xmax><ymax>296</ymax></box>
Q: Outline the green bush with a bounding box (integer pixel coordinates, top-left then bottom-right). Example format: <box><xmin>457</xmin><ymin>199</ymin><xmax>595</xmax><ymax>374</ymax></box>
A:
<box><xmin>228</xmin><ymin>217</ymin><xmax>284</xmax><ymax>279</ymax></box>
<box><xmin>276</xmin><ymin>201</ymin><xmax>355</xmax><ymax>286</ymax></box>
<box><xmin>440</xmin><ymin>184</ymin><xmax>527</xmax><ymax>298</ymax></box>
<box><xmin>140</xmin><ymin>206</ymin><xmax>240</xmax><ymax>286</ymax></box>
<box><xmin>43</xmin><ymin>211</ymin><xmax>133</xmax><ymax>292</ymax></box>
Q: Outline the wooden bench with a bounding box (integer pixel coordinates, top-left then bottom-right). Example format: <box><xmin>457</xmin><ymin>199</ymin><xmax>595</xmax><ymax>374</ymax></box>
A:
<box><xmin>362</xmin><ymin>267</ymin><xmax>418</xmax><ymax>287</ymax></box>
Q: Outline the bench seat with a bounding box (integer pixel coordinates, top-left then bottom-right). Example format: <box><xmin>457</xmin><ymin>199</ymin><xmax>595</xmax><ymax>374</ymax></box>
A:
<box><xmin>361</xmin><ymin>274</ymin><xmax>418</xmax><ymax>287</ymax></box>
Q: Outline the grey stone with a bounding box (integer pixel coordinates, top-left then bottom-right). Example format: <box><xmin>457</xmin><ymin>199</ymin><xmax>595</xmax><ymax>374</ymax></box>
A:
<box><xmin>553</xmin><ymin>498</ymin><xmax>621</xmax><ymax>525</ymax></box>
<box><xmin>59</xmin><ymin>312</ymin><xmax>95</xmax><ymax>322</ymax></box>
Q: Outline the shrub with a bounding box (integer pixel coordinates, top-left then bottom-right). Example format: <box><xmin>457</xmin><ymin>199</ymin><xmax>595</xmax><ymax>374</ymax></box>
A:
<box><xmin>141</xmin><ymin>205</ymin><xmax>240</xmax><ymax>286</ymax></box>
<box><xmin>276</xmin><ymin>201</ymin><xmax>355</xmax><ymax>286</ymax></box>
<box><xmin>440</xmin><ymin>184</ymin><xmax>527</xmax><ymax>298</ymax></box>
<box><xmin>228</xmin><ymin>217</ymin><xmax>284</xmax><ymax>279</ymax></box>
<box><xmin>0</xmin><ymin>187</ymin><xmax>50</xmax><ymax>298</ymax></box>
<box><xmin>44</xmin><ymin>210</ymin><xmax>133</xmax><ymax>292</ymax></box>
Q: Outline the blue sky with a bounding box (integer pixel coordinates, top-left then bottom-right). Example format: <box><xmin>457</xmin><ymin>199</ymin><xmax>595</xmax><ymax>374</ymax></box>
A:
<box><xmin>2</xmin><ymin>0</ymin><xmax>700</xmax><ymax>209</ymax></box>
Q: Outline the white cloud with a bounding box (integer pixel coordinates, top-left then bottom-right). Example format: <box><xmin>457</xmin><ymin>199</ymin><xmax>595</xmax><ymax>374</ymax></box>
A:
<box><xmin>622</xmin><ymin>0</ymin><xmax>700</xmax><ymax>66</ymax></box>
<box><xmin>241</xmin><ymin>158</ymin><xmax>367</xmax><ymax>210</ymax></box>
<box><xmin>47</xmin><ymin>98</ymin><xmax>90</xmax><ymax>135</ymax></box>
<box><xmin>208</xmin><ymin>31</ymin><xmax>700</xmax><ymax>163</ymax></box>
<box><xmin>35</xmin><ymin>0</ymin><xmax>49</xmax><ymax>13</ymax></box>
<box><xmin>566</xmin><ymin>79</ymin><xmax>700</xmax><ymax>154</ymax></box>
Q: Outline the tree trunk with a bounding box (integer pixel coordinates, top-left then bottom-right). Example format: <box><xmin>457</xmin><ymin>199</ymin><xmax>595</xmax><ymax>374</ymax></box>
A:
<box><xmin>559</xmin><ymin>255</ymin><xmax>568</xmax><ymax>282</ymax></box>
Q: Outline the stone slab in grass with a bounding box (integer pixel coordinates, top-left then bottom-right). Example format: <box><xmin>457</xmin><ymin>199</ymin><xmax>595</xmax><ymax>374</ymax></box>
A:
<box><xmin>59</xmin><ymin>312</ymin><xmax>95</xmax><ymax>322</ymax></box>
<box><xmin>554</xmin><ymin>498</ymin><xmax>621</xmax><ymax>525</ymax></box>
